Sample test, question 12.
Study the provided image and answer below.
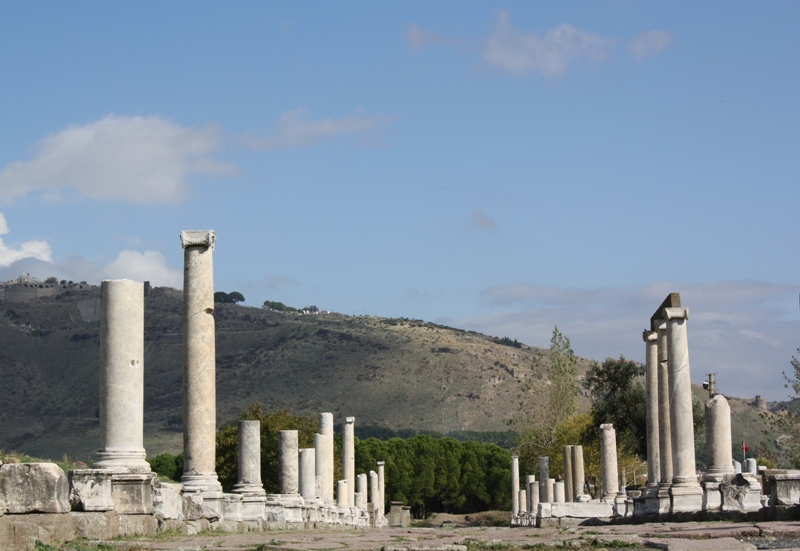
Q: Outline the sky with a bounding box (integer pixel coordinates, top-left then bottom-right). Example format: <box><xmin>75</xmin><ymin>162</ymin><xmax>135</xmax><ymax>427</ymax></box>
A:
<box><xmin>0</xmin><ymin>2</ymin><xmax>798</xmax><ymax>400</ymax></box>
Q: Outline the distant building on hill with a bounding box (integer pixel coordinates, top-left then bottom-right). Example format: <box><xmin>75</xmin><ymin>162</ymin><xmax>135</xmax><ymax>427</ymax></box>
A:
<box><xmin>0</xmin><ymin>272</ymin><xmax>99</xmax><ymax>302</ymax></box>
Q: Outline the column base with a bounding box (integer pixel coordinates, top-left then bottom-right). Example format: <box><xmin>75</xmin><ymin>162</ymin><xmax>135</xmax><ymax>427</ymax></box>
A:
<box><xmin>701</xmin><ymin>481</ymin><xmax>722</xmax><ymax>511</ymax></box>
<box><xmin>69</xmin><ymin>469</ymin><xmax>115</xmax><ymax>512</ymax></box>
<box><xmin>181</xmin><ymin>473</ymin><xmax>223</xmax><ymax>495</ymax></box>
<box><xmin>231</xmin><ymin>482</ymin><xmax>266</xmax><ymax>496</ymax></box>
<box><xmin>94</xmin><ymin>450</ymin><xmax>151</xmax><ymax>474</ymax></box>
<box><xmin>669</xmin><ymin>483</ymin><xmax>703</xmax><ymax>513</ymax></box>
<box><xmin>110</xmin><ymin>473</ymin><xmax>156</xmax><ymax>514</ymax></box>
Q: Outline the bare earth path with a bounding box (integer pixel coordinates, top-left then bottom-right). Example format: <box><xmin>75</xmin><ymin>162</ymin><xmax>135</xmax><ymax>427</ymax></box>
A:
<box><xmin>101</xmin><ymin>520</ymin><xmax>800</xmax><ymax>551</ymax></box>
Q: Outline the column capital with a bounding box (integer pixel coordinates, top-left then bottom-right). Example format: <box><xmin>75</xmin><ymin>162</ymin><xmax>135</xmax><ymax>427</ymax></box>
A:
<box><xmin>376</xmin><ymin>461</ymin><xmax>385</xmax><ymax>466</ymax></box>
<box><xmin>345</xmin><ymin>417</ymin><xmax>355</xmax><ymax>424</ymax></box>
<box><xmin>180</xmin><ymin>230</ymin><xmax>215</xmax><ymax>249</ymax></box>
<box><xmin>654</xmin><ymin>318</ymin><xmax>666</xmax><ymax>331</ymax></box>
<box><xmin>664</xmin><ymin>307</ymin><xmax>689</xmax><ymax>321</ymax></box>
<box><xmin>643</xmin><ymin>330</ymin><xmax>657</xmax><ymax>342</ymax></box>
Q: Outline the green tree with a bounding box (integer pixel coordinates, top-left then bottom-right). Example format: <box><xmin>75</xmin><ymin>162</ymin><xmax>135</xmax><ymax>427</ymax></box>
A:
<box><xmin>516</xmin><ymin>326</ymin><xmax>578</xmax><ymax>477</ymax></box>
<box><xmin>763</xmin><ymin>348</ymin><xmax>800</xmax><ymax>467</ymax></box>
<box><xmin>228</xmin><ymin>291</ymin><xmax>245</xmax><ymax>303</ymax></box>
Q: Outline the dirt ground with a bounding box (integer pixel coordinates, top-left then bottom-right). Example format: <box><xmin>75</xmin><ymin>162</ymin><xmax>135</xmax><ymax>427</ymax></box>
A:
<box><xmin>95</xmin><ymin>514</ymin><xmax>800</xmax><ymax>551</ymax></box>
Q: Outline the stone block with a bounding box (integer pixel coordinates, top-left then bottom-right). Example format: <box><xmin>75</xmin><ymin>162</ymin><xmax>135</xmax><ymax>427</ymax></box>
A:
<box><xmin>769</xmin><ymin>472</ymin><xmax>800</xmax><ymax>506</ymax></box>
<box><xmin>242</xmin><ymin>495</ymin><xmax>266</xmax><ymax>521</ymax></box>
<box><xmin>118</xmin><ymin>513</ymin><xmax>158</xmax><ymax>536</ymax></box>
<box><xmin>702</xmin><ymin>481</ymin><xmax>722</xmax><ymax>511</ymax></box>
<box><xmin>186</xmin><ymin>518</ymin><xmax>211</xmax><ymax>534</ymax></box>
<box><xmin>71</xmin><ymin>511</ymin><xmax>119</xmax><ymax>539</ymax></box>
<box><xmin>153</xmin><ymin>481</ymin><xmax>184</xmax><ymax>520</ymax></box>
<box><xmin>111</xmin><ymin>473</ymin><xmax>155</xmax><ymax>514</ymax></box>
<box><xmin>386</xmin><ymin>502</ymin><xmax>411</xmax><ymax>527</ymax></box>
<box><xmin>222</xmin><ymin>493</ymin><xmax>243</xmax><ymax>521</ymax></box>
<box><xmin>670</xmin><ymin>484</ymin><xmax>703</xmax><ymax>513</ymax></box>
<box><xmin>549</xmin><ymin>501</ymin><xmax>613</xmax><ymax>518</ymax></box>
<box><xmin>0</xmin><ymin>513</ymin><xmax>76</xmax><ymax>550</ymax></box>
<box><xmin>722</xmin><ymin>474</ymin><xmax>763</xmax><ymax>511</ymax></box>
<box><xmin>0</xmin><ymin>463</ymin><xmax>70</xmax><ymax>513</ymax></box>
<box><xmin>69</xmin><ymin>469</ymin><xmax>114</xmax><ymax>512</ymax></box>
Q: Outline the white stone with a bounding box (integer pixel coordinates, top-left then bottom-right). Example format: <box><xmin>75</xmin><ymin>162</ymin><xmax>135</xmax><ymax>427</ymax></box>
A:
<box><xmin>511</xmin><ymin>456</ymin><xmax>519</xmax><ymax>513</ymax></box>
<box><xmin>377</xmin><ymin>461</ymin><xmax>386</xmax><ymax>516</ymax></box>
<box><xmin>656</xmin><ymin>319</ymin><xmax>673</xmax><ymax>488</ymax></box>
<box><xmin>152</xmin><ymin>480</ymin><xmax>184</xmax><ymax>520</ymax></box>
<box><xmin>95</xmin><ymin>279</ymin><xmax>150</xmax><ymax>473</ymax></box>
<box><xmin>0</xmin><ymin>463</ymin><xmax>70</xmax><ymax>513</ymax></box>
<box><xmin>704</xmin><ymin>395</ymin><xmax>735</xmax><ymax>483</ymax></box>
<box><xmin>545</xmin><ymin>478</ymin><xmax>555</xmax><ymax>503</ymax></box>
<box><xmin>550</xmin><ymin>501</ymin><xmax>614</xmax><ymax>518</ymax></box>
<box><xmin>180</xmin><ymin>230</ymin><xmax>222</xmax><ymax>494</ymax></box>
<box><xmin>553</xmin><ymin>481</ymin><xmax>565</xmax><ymax>503</ymax></box>
<box><xmin>317</xmin><ymin>413</ymin><xmax>334</xmax><ymax>501</ymax></box>
<box><xmin>343</xmin><ymin>417</ymin><xmax>355</xmax><ymax>507</ymax></box>
<box><xmin>572</xmin><ymin>445</ymin><xmax>585</xmax><ymax>499</ymax></box>
<box><xmin>526</xmin><ymin>475</ymin><xmax>536</xmax><ymax>512</ymax></box>
<box><xmin>221</xmin><ymin>493</ymin><xmax>243</xmax><ymax>521</ymax></box>
<box><xmin>643</xmin><ymin>329</ymin><xmax>660</xmax><ymax>487</ymax></box>
<box><xmin>518</xmin><ymin>489</ymin><xmax>527</xmax><ymax>513</ymax></box>
<box><xmin>110</xmin><ymin>472</ymin><xmax>155</xmax><ymax>514</ymax></box>
<box><xmin>562</xmin><ymin>445</ymin><xmax>574</xmax><ymax>502</ymax></box>
<box><xmin>233</xmin><ymin>420</ymin><xmax>265</xmax><ymax>495</ymax></box>
<box><xmin>68</xmin><ymin>469</ymin><xmax>114</xmax><ymax>512</ymax></box>
<box><xmin>337</xmin><ymin>480</ymin><xmax>348</xmax><ymax>508</ymax></box>
<box><xmin>278</xmin><ymin>430</ymin><xmax>299</xmax><ymax>494</ymax></box>
<box><xmin>600</xmin><ymin>423</ymin><xmax>619</xmax><ymax>500</ymax></box>
<box><xmin>299</xmin><ymin>448</ymin><xmax>316</xmax><ymax>499</ymax></box>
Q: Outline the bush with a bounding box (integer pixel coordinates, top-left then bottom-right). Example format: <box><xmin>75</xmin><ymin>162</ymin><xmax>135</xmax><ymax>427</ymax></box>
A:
<box><xmin>148</xmin><ymin>453</ymin><xmax>183</xmax><ymax>481</ymax></box>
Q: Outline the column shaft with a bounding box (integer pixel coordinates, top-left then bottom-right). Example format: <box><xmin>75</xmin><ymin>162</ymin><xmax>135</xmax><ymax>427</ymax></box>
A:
<box><xmin>318</xmin><ymin>413</ymin><xmax>334</xmax><ymax>501</ymax></box>
<box><xmin>572</xmin><ymin>446</ymin><xmax>585</xmax><ymax>498</ymax></box>
<box><xmin>562</xmin><ymin>445</ymin><xmax>574</xmax><ymax>502</ymax></box>
<box><xmin>377</xmin><ymin>461</ymin><xmax>385</xmax><ymax>516</ymax></box>
<box><xmin>600</xmin><ymin>423</ymin><xmax>619</xmax><ymax>500</ymax></box>
<box><xmin>644</xmin><ymin>330</ymin><xmax>660</xmax><ymax>487</ymax></box>
<box><xmin>511</xmin><ymin>456</ymin><xmax>520</xmax><ymax>513</ymax></box>
<box><xmin>278</xmin><ymin>430</ymin><xmax>299</xmax><ymax>494</ymax></box>
<box><xmin>299</xmin><ymin>448</ymin><xmax>316</xmax><ymax>499</ymax></box>
<box><xmin>656</xmin><ymin>320</ymin><xmax>673</xmax><ymax>486</ymax></box>
<box><xmin>538</xmin><ymin>457</ymin><xmax>549</xmax><ymax>502</ymax></box>
<box><xmin>704</xmin><ymin>394</ymin><xmax>735</xmax><ymax>482</ymax></box>
<box><xmin>344</xmin><ymin>417</ymin><xmax>355</xmax><ymax>506</ymax></box>
<box><xmin>233</xmin><ymin>420</ymin><xmax>265</xmax><ymax>495</ymax></box>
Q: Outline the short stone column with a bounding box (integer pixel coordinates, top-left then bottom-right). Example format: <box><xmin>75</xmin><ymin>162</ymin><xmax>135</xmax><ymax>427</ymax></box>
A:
<box><xmin>704</xmin><ymin>395</ymin><xmax>735</xmax><ymax>482</ymax></box>
<box><xmin>299</xmin><ymin>448</ymin><xmax>316</xmax><ymax>499</ymax></box>
<box><xmin>511</xmin><ymin>456</ymin><xmax>520</xmax><ymax>514</ymax></box>
<box><xmin>316</xmin><ymin>413</ymin><xmax>335</xmax><ymax>501</ymax></box>
<box><xmin>600</xmin><ymin>424</ymin><xmax>620</xmax><ymax>500</ymax></box>
<box><xmin>526</xmin><ymin>475</ymin><xmax>536</xmax><ymax>512</ymax></box>
<box><xmin>357</xmin><ymin>473</ymin><xmax>368</xmax><ymax>508</ymax></box>
<box><xmin>180</xmin><ymin>230</ymin><xmax>222</xmax><ymax>494</ymax></box>
<box><xmin>233</xmin><ymin>420</ymin><xmax>265</xmax><ymax>495</ymax></box>
<box><xmin>656</xmin><ymin>319</ymin><xmax>673</xmax><ymax>489</ymax></box>
<box><xmin>562</xmin><ymin>445</ymin><xmax>574</xmax><ymax>503</ymax></box>
<box><xmin>745</xmin><ymin>458</ymin><xmax>757</xmax><ymax>475</ymax></box>
<box><xmin>664</xmin><ymin>307</ymin><xmax>702</xmax><ymax>510</ymax></box>
<box><xmin>518</xmin><ymin>489</ymin><xmax>527</xmax><ymax>514</ymax></box>
<box><xmin>95</xmin><ymin>279</ymin><xmax>150</xmax><ymax>473</ymax></box>
<box><xmin>572</xmin><ymin>445</ymin><xmax>585</xmax><ymax>498</ymax></box>
<box><xmin>343</xmin><ymin>417</ymin><xmax>355</xmax><ymax>507</ymax></box>
<box><xmin>643</xmin><ymin>329</ymin><xmax>661</xmax><ymax>488</ymax></box>
<box><xmin>554</xmin><ymin>481</ymin><xmax>565</xmax><ymax>503</ymax></box>
<box><xmin>538</xmin><ymin>457</ymin><xmax>549</xmax><ymax>502</ymax></box>
<box><xmin>369</xmin><ymin>470</ymin><xmax>380</xmax><ymax>525</ymax></box>
<box><xmin>337</xmin><ymin>480</ymin><xmax>348</xmax><ymax>507</ymax></box>
<box><xmin>377</xmin><ymin>461</ymin><xmax>386</xmax><ymax>517</ymax></box>
<box><xmin>545</xmin><ymin>478</ymin><xmax>555</xmax><ymax>503</ymax></box>
<box><xmin>278</xmin><ymin>430</ymin><xmax>299</xmax><ymax>494</ymax></box>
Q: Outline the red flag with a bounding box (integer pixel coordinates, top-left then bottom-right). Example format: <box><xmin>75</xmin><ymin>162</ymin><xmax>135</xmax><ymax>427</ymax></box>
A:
<box><xmin>742</xmin><ymin>441</ymin><xmax>750</xmax><ymax>453</ymax></box>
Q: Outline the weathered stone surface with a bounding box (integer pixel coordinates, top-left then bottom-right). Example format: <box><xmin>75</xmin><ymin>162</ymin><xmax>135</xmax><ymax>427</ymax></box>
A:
<box><xmin>0</xmin><ymin>463</ymin><xmax>70</xmax><ymax>514</ymax></box>
<box><xmin>153</xmin><ymin>481</ymin><xmax>184</xmax><ymax>520</ymax></box>
<box><xmin>549</xmin><ymin>501</ymin><xmax>613</xmax><ymax>518</ymax></box>
<box><xmin>221</xmin><ymin>493</ymin><xmax>243</xmax><ymax>521</ymax></box>
<box><xmin>69</xmin><ymin>469</ymin><xmax>114</xmax><ymax>512</ymax></box>
<box><xmin>538</xmin><ymin>457</ymin><xmax>549</xmax><ymax>502</ymax></box>
<box><xmin>600</xmin><ymin>424</ymin><xmax>619</xmax><ymax>500</ymax></box>
<box><xmin>233</xmin><ymin>420</ymin><xmax>265</xmax><ymax>495</ymax></box>
<box><xmin>562</xmin><ymin>445</ymin><xmax>573</xmax><ymax>502</ymax></box>
<box><xmin>511</xmin><ymin>455</ymin><xmax>519</xmax><ymax>514</ymax></box>
<box><xmin>118</xmin><ymin>513</ymin><xmax>158</xmax><ymax>536</ymax></box>
<box><xmin>111</xmin><ymin>473</ymin><xmax>155</xmax><ymax>514</ymax></box>
<box><xmin>704</xmin><ymin>395</ymin><xmax>735</xmax><ymax>483</ymax></box>
<box><xmin>572</xmin><ymin>445</ymin><xmax>586</xmax><ymax>499</ymax></box>
<box><xmin>299</xmin><ymin>448</ymin><xmax>316</xmax><ymax>500</ymax></box>
<box><xmin>656</xmin><ymin>319</ymin><xmax>673</xmax><ymax>488</ymax></box>
<box><xmin>769</xmin><ymin>472</ymin><xmax>800</xmax><ymax>506</ymax></box>
<box><xmin>721</xmin><ymin>474</ymin><xmax>761</xmax><ymax>511</ymax></box>
<box><xmin>279</xmin><ymin>430</ymin><xmax>299</xmax><ymax>494</ymax></box>
<box><xmin>316</xmin><ymin>413</ymin><xmax>334</xmax><ymax>501</ymax></box>
<box><xmin>344</xmin><ymin>417</ymin><xmax>355</xmax><ymax>507</ymax></box>
<box><xmin>644</xmin><ymin>329</ymin><xmax>661</xmax><ymax>488</ymax></box>
<box><xmin>0</xmin><ymin>513</ymin><xmax>76</xmax><ymax>550</ymax></box>
<box><xmin>71</xmin><ymin>511</ymin><xmax>119</xmax><ymax>539</ymax></box>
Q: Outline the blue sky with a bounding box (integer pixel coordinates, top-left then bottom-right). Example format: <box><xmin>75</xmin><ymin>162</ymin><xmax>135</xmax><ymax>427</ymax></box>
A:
<box><xmin>0</xmin><ymin>2</ymin><xmax>798</xmax><ymax>400</ymax></box>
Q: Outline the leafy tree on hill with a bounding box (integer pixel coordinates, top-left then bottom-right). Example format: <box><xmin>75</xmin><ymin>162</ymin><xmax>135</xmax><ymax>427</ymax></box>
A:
<box><xmin>214</xmin><ymin>291</ymin><xmax>245</xmax><ymax>304</ymax></box>
<box><xmin>763</xmin><ymin>348</ymin><xmax>800</xmax><ymax>467</ymax></box>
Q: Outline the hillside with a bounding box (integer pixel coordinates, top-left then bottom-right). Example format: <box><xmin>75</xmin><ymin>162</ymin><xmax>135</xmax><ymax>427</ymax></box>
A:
<box><xmin>0</xmin><ymin>287</ymin><xmax>596</xmax><ymax>462</ymax></box>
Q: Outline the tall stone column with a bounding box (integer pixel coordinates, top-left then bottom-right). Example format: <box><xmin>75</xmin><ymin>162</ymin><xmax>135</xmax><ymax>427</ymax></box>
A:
<box><xmin>337</xmin><ymin>480</ymin><xmax>348</xmax><ymax>508</ymax></box>
<box><xmin>538</xmin><ymin>457</ymin><xmax>549</xmax><ymax>502</ymax></box>
<box><xmin>377</xmin><ymin>461</ymin><xmax>385</xmax><ymax>516</ymax></box>
<box><xmin>664</xmin><ymin>307</ymin><xmax>702</xmax><ymax>511</ymax></box>
<box><xmin>526</xmin><ymin>475</ymin><xmax>536</xmax><ymax>512</ymax></box>
<box><xmin>369</xmin><ymin>470</ymin><xmax>379</xmax><ymax>511</ymax></box>
<box><xmin>233</xmin><ymin>420</ymin><xmax>265</xmax><ymax>495</ymax></box>
<box><xmin>180</xmin><ymin>230</ymin><xmax>221</xmax><ymax>494</ymax></box>
<box><xmin>643</xmin><ymin>330</ymin><xmax>660</xmax><ymax>488</ymax></box>
<box><xmin>572</xmin><ymin>446</ymin><xmax>585</xmax><ymax>499</ymax></box>
<box><xmin>279</xmin><ymin>430</ymin><xmax>299</xmax><ymax>495</ymax></box>
<box><xmin>299</xmin><ymin>448</ymin><xmax>316</xmax><ymax>499</ymax></box>
<box><xmin>562</xmin><ymin>445</ymin><xmax>574</xmax><ymax>503</ymax></box>
<box><xmin>511</xmin><ymin>456</ymin><xmax>520</xmax><ymax>514</ymax></box>
<box><xmin>600</xmin><ymin>424</ymin><xmax>619</xmax><ymax>500</ymax></box>
<box><xmin>704</xmin><ymin>394</ymin><xmax>735</xmax><ymax>482</ymax></box>
<box><xmin>656</xmin><ymin>319</ymin><xmax>673</xmax><ymax>488</ymax></box>
<box><xmin>343</xmin><ymin>417</ymin><xmax>355</xmax><ymax>507</ymax></box>
<box><xmin>316</xmin><ymin>413</ymin><xmax>334</xmax><ymax>501</ymax></box>
<box><xmin>95</xmin><ymin>279</ymin><xmax>150</xmax><ymax>473</ymax></box>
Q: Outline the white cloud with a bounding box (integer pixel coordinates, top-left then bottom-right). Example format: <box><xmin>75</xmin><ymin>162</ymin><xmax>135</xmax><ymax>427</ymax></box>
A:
<box><xmin>407</xmin><ymin>25</ymin><xmax>440</xmax><ymax>51</ymax></box>
<box><xmin>460</xmin><ymin>281</ymin><xmax>800</xmax><ymax>401</ymax></box>
<box><xmin>471</xmin><ymin>209</ymin><xmax>497</xmax><ymax>231</ymax></box>
<box><xmin>247</xmin><ymin>109</ymin><xmax>392</xmax><ymax>150</ymax></box>
<box><xmin>628</xmin><ymin>30</ymin><xmax>672</xmax><ymax>60</ymax></box>
<box><xmin>0</xmin><ymin>211</ymin><xmax>52</xmax><ymax>267</ymax></box>
<box><xmin>102</xmin><ymin>250</ymin><xmax>182</xmax><ymax>288</ymax></box>
<box><xmin>483</xmin><ymin>11</ymin><xmax>615</xmax><ymax>78</ymax></box>
<box><xmin>0</xmin><ymin>115</ymin><xmax>236</xmax><ymax>204</ymax></box>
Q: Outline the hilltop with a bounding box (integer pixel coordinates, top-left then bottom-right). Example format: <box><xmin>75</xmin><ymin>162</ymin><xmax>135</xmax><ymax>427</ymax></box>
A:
<box><xmin>0</xmin><ymin>287</ymin><xmax>777</xmax><ymax>463</ymax></box>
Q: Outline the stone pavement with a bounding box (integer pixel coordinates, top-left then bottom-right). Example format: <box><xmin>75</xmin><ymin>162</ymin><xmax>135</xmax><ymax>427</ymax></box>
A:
<box><xmin>107</xmin><ymin>521</ymin><xmax>800</xmax><ymax>551</ymax></box>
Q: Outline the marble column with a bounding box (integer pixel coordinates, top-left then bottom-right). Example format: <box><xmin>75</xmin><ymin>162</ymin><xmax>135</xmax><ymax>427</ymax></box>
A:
<box><xmin>377</xmin><ymin>461</ymin><xmax>385</xmax><ymax>517</ymax></box>
<box><xmin>554</xmin><ymin>481</ymin><xmax>565</xmax><ymax>503</ymax></box>
<box><xmin>180</xmin><ymin>230</ymin><xmax>221</xmax><ymax>493</ymax></box>
<box><xmin>644</xmin><ymin>329</ymin><xmax>661</xmax><ymax>488</ymax></box>
<box><xmin>518</xmin><ymin>490</ymin><xmax>527</xmax><ymax>514</ymax></box>
<box><xmin>233</xmin><ymin>420</ymin><xmax>265</xmax><ymax>495</ymax></box>
<box><xmin>316</xmin><ymin>413</ymin><xmax>334</xmax><ymax>501</ymax></box>
<box><xmin>95</xmin><ymin>279</ymin><xmax>150</xmax><ymax>473</ymax></box>
<box><xmin>538</xmin><ymin>457</ymin><xmax>549</xmax><ymax>502</ymax></box>
<box><xmin>656</xmin><ymin>319</ymin><xmax>673</xmax><ymax>488</ymax></box>
<box><xmin>526</xmin><ymin>475</ymin><xmax>536</xmax><ymax>513</ymax></box>
<box><xmin>545</xmin><ymin>478</ymin><xmax>555</xmax><ymax>503</ymax></box>
<box><xmin>278</xmin><ymin>430</ymin><xmax>299</xmax><ymax>495</ymax></box>
<box><xmin>511</xmin><ymin>456</ymin><xmax>520</xmax><ymax>514</ymax></box>
<box><xmin>600</xmin><ymin>424</ymin><xmax>619</xmax><ymax>500</ymax></box>
<box><xmin>299</xmin><ymin>448</ymin><xmax>316</xmax><ymax>499</ymax></box>
<box><xmin>343</xmin><ymin>417</ymin><xmax>355</xmax><ymax>507</ymax></box>
<box><xmin>572</xmin><ymin>445</ymin><xmax>585</xmax><ymax>499</ymax></box>
<box><xmin>562</xmin><ymin>445</ymin><xmax>574</xmax><ymax>503</ymax></box>
<box><xmin>369</xmin><ymin>470</ymin><xmax>379</xmax><ymax>506</ymax></box>
<box><xmin>704</xmin><ymin>394</ymin><xmax>735</xmax><ymax>482</ymax></box>
<box><xmin>357</xmin><ymin>473</ymin><xmax>368</xmax><ymax>509</ymax></box>
<box><xmin>337</xmin><ymin>480</ymin><xmax>348</xmax><ymax>508</ymax></box>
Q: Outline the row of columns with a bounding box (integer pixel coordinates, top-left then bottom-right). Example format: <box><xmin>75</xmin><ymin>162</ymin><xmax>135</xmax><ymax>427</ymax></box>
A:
<box><xmin>511</xmin><ymin>446</ymin><xmax>586</xmax><ymax>514</ymax></box>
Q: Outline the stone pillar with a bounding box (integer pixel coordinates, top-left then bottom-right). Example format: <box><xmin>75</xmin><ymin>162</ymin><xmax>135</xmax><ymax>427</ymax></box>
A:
<box><xmin>656</xmin><ymin>320</ymin><xmax>673</xmax><ymax>488</ymax></box>
<box><xmin>600</xmin><ymin>424</ymin><xmax>619</xmax><ymax>500</ymax></box>
<box><xmin>545</xmin><ymin>478</ymin><xmax>555</xmax><ymax>503</ymax></box>
<box><xmin>562</xmin><ymin>445</ymin><xmax>574</xmax><ymax>503</ymax></box>
<box><xmin>644</xmin><ymin>329</ymin><xmax>660</xmax><ymax>488</ymax></box>
<box><xmin>233</xmin><ymin>420</ymin><xmax>265</xmax><ymax>495</ymax></box>
<box><xmin>526</xmin><ymin>475</ymin><xmax>536</xmax><ymax>512</ymax></box>
<box><xmin>572</xmin><ymin>445</ymin><xmax>585</xmax><ymax>499</ymax></box>
<box><xmin>369</xmin><ymin>470</ymin><xmax>379</xmax><ymax>507</ymax></box>
<box><xmin>664</xmin><ymin>307</ymin><xmax>702</xmax><ymax>511</ymax></box>
<box><xmin>337</xmin><ymin>480</ymin><xmax>348</xmax><ymax>508</ymax></box>
<box><xmin>278</xmin><ymin>430</ymin><xmax>299</xmax><ymax>495</ymax></box>
<box><xmin>377</xmin><ymin>461</ymin><xmax>385</xmax><ymax>516</ymax></box>
<box><xmin>343</xmin><ymin>417</ymin><xmax>355</xmax><ymax>507</ymax></box>
<box><xmin>180</xmin><ymin>230</ymin><xmax>222</xmax><ymax>493</ymax></box>
<box><xmin>518</xmin><ymin>489</ymin><xmax>527</xmax><ymax>514</ymax></box>
<box><xmin>538</xmin><ymin>457</ymin><xmax>549</xmax><ymax>502</ymax></box>
<box><xmin>357</xmin><ymin>473</ymin><xmax>368</xmax><ymax>508</ymax></box>
<box><xmin>299</xmin><ymin>448</ymin><xmax>316</xmax><ymax>499</ymax></box>
<box><xmin>511</xmin><ymin>456</ymin><xmax>520</xmax><ymax>514</ymax></box>
<box><xmin>554</xmin><ymin>481</ymin><xmax>565</xmax><ymax>503</ymax></box>
<box><xmin>316</xmin><ymin>413</ymin><xmax>334</xmax><ymax>501</ymax></box>
<box><xmin>704</xmin><ymin>395</ymin><xmax>735</xmax><ymax>482</ymax></box>
<box><xmin>95</xmin><ymin>279</ymin><xmax>150</xmax><ymax>473</ymax></box>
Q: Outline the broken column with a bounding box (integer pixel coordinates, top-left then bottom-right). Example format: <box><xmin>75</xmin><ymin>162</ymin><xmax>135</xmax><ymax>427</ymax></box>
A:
<box><xmin>369</xmin><ymin>470</ymin><xmax>379</xmax><ymax>525</ymax></box>
<box><xmin>664</xmin><ymin>306</ymin><xmax>702</xmax><ymax>511</ymax></box>
<box><xmin>299</xmin><ymin>448</ymin><xmax>316</xmax><ymax>500</ymax></box>
<box><xmin>95</xmin><ymin>279</ymin><xmax>150</xmax><ymax>473</ymax></box>
<box><xmin>180</xmin><ymin>230</ymin><xmax>222</xmax><ymax>495</ymax></box>
<box><xmin>538</xmin><ymin>457</ymin><xmax>549</xmax><ymax>502</ymax></box>
<box><xmin>600</xmin><ymin>424</ymin><xmax>619</xmax><ymax>500</ymax></box>
<box><xmin>377</xmin><ymin>461</ymin><xmax>386</xmax><ymax>517</ymax></box>
<box><xmin>278</xmin><ymin>430</ymin><xmax>299</xmax><ymax>495</ymax></box>
<box><xmin>526</xmin><ymin>475</ymin><xmax>537</xmax><ymax>513</ymax></box>
<box><xmin>572</xmin><ymin>445</ymin><xmax>585</xmax><ymax>499</ymax></box>
<box><xmin>703</xmin><ymin>394</ymin><xmax>735</xmax><ymax>510</ymax></box>
<box><xmin>344</xmin><ymin>417</ymin><xmax>355</xmax><ymax>507</ymax></box>
<box><xmin>233</xmin><ymin>420</ymin><xmax>265</xmax><ymax>495</ymax></box>
<box><xmin>511</xmin><ymin>456</ymin><xmax>520</xmax><ymax>514</ymax></box>
<box><xmin>357</xmin><ymin>473</ymin><xmax>367</xmax><ymax>509</ymax></box>
<box><xmin>643</xmin><ymin>329</ymin><xmax>660</xmax><ymax>489</ymax></box>
<box><xmin>316</xmin><ymin>413</ymin><xmax>334</xmax><ymax>502</ymax></box>
<box><xmin>656</xmin><ymin>318</ymin><xmax>673</xmax><ymax>512</ymax></box>
<box><xmin>563</xmin><ymin>445</ymin><xmax>574</xmax><ymax>503</ymax></box>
